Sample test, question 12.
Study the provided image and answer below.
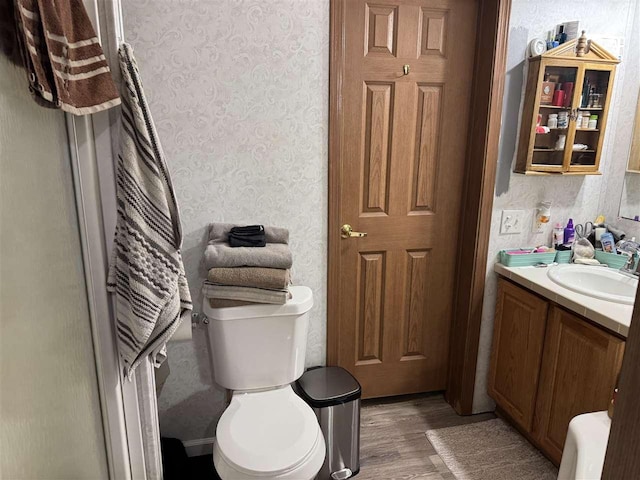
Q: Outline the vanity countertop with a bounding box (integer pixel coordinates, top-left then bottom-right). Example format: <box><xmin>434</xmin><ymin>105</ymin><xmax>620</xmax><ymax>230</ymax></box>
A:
<box><xmin>495</xmin><ymin>263</ymin><xmax>633</xmax><ymax>338</ymax></box>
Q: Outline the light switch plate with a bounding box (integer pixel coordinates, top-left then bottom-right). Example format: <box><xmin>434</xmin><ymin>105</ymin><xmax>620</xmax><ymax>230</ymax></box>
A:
<box><xmin>500</xmin><ymin>210</ymin><xmax>525</xmax><ymax>235</ymax></box>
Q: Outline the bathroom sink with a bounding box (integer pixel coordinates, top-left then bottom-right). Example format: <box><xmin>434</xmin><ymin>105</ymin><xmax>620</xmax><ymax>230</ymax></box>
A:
<box><xmin>547</xmin><ymin>265</ymin><xmax>638</xmax><ymax>305</ymax></box>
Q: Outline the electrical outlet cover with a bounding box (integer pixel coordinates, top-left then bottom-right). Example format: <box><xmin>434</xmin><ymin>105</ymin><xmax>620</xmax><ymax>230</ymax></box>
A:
<box><xmin>500</xmin><ymin>210</ymin><xmax>525</xmax><ymax>235</ymax></box>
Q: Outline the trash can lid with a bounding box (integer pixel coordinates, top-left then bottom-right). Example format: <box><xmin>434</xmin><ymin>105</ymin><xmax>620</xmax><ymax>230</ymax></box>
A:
<box><xmin>295</xmin><ymin>366</ymin><xmax>362</xmax><ymax>408</ymax></box>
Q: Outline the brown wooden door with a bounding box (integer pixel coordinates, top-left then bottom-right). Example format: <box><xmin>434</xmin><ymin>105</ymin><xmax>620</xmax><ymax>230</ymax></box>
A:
<box><xmin>331</xmin><ymin>0</ymin><xmax>478</xmax><ymax>398</ymax></box>
<box><xmin>534</xmin><ymin>306</ymin><xmax>625</xmax><ymax>465</ymax></box>
<box><xmin>488</xmin><ymin>280</ymin><xmax>548</xmax><ymax>432</ymax></box>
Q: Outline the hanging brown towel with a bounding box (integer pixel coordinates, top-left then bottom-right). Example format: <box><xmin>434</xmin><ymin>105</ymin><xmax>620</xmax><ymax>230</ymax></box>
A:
<box><xmin>14</xmin><ymin>0</ymin><xmax>120</xmax><ymax>115</ymax></box>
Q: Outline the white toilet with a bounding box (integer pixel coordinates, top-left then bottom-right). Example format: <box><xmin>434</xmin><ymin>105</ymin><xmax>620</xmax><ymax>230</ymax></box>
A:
<box><xmin>203</xmin><ymin>286</ymin><xmax>325</xmax><ymax>479</ymax></box>
<box><xmin>558</xmin><ymin>411</ymin><xmax>611</xmax><ymax>480</ymax></box>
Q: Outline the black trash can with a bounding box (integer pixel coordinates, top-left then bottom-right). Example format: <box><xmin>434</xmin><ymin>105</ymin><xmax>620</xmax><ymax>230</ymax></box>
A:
<box><xmin>294</xmin><ymin>366</ymin><xmax>361</xmax><ymax>480</ymax></box>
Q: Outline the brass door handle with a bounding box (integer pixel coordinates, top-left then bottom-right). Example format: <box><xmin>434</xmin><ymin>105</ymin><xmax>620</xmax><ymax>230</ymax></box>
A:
<box><xmin>341</xmin><ymin>224</ymin><xmax>367</xmax><ymax>239</ymax></box>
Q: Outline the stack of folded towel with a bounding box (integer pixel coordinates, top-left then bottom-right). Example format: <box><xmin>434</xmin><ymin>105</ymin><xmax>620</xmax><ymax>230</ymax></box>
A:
<box><xmin>202</xmin><ymin>223</ymin><xmax>292</xmax><ymax>307</ymax></box>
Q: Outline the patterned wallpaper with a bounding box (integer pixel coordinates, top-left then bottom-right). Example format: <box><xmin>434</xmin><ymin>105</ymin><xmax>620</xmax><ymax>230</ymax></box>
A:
<box><xmin>123</xmin><ymin>0</ymin><xmax>329</xmax><ymax>442</ymax></box>
<box><xmin>123</xmin><ymin>0</ymin><xmax>637</xmax><ymax>440</ymax></box>
<box><xmin>472</xmin><ymin>0</ymin><xmax>638</xmax><ymax>412</ymax></box>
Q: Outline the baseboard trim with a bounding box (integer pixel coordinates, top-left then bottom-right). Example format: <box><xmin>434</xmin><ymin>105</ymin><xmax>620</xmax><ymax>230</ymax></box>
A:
<box><xmin>183</xmin><ymin>437</ymin><xmax>215</xmax><ymax>457</ymax></box>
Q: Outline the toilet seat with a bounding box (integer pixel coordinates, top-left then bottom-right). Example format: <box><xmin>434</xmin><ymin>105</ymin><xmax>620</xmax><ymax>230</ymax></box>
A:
<box><xmin>215</xmin><ymin>386</ymin><xmax>325</xmax><ymax>478</ymax></box>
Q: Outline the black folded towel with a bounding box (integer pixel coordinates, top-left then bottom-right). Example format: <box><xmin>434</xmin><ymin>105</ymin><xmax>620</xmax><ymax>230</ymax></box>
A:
<box><xmin>230</xmin><ymin>225</ymin><xmax>264</xmax><ymax>235</ymax></box>
<box><xmin>228</xmin><ymin>225</ymin><xmax>266</xmax><ymax>247</ymax></box>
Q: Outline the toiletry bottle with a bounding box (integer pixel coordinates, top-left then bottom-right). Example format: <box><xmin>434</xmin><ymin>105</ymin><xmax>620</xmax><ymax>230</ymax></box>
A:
<box><xmin>563</xmin><ymin>82</ymin><xmax>574</xmax><ymax>107</ymax></box>
<box><xmin>552</xmin><ymin>88</ymin><xmax>565</xmax><ymax>107</ymax></box>
<box><xmin>563</xmin><ymin>218</ymin><xmax>575</xmax><ymax>244</ymax></box>
<box><xmin>595</xmin><ymin>227</ymin><xmax>606</xmax><ymax>249</ymax></box>
<box><xmin>581</xmin><ymin>81</ymin><xmax>590</xmax><ymax>108</ymax></box>
<box><xmin>558</xmin><ymin>111</ymin><xmax>569</xmax><ymax>128</ymax></box>
<box><xmin>588</xmin><ymin>87</ymin><xmax>597</xmax><ymax>108</ymax></box>
<box><xmin>546</xmin><ymin>31</ymin><xmax>555</xmax><ymax>50</ymax></box>
<box><xmin>553</xmin><ymin>222</ymin><xmax>564</xmax><ymax>247</ymax></box>
<box><xmin>601</xmin><ymin>232</ymin><xmax>615</xmax><ymax>253</ymax></box>
<box><xmin>581</xmin><ymin>111</ymin><xmax>590</xmax><ymax>128</ymax></box>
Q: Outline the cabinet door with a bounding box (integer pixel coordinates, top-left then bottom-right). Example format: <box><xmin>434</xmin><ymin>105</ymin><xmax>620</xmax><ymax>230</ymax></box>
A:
<box><xmin>529</xmin><ymin>62</ymin><xmax>580</xmax><ymax>173</ymax></box>
<box><xmin>488</xmin><ymin>279</ymin><xmax>548</xmax><ymax>432</ymax></box>
<box><xmin>534</xmin><ymin>306</ymin><xmax>625</xmax><ymax>465</ymax></box>
<box><xmin>569</xmin><ymin>63</ymin><xmax>616</xmax><ymax>173</ymax></box>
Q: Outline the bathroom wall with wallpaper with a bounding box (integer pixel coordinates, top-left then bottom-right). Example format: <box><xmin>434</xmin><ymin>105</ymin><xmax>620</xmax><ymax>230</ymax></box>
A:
<box><xmin>123</xmin><ymin>0</ymin><xmax>329</xmax><ymax>443</ymax></box>
<box><xmin>472</xmin><ymin>0</ymin><xmax>638</xmax><ymax>413</ymax></box>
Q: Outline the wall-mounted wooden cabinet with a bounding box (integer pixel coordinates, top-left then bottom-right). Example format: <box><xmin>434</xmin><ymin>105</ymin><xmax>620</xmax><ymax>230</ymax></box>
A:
<box><xmin>489</xmin><ymin>278</ymin><xmax>625</xmax><ymax>466</ymax></box>
<box><xmin>515</xmin><ymin>40</ymin><xmax>619</xmax><ymax>176</ymax></box>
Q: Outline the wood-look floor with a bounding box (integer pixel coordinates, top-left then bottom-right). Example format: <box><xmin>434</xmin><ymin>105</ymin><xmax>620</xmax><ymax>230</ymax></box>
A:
<box><xmin>358</xmin><ymin>393</ymin><xmax>496</xmax><ymax>480</ymax></box>
<box><xmin>188</xmin><ymin>392</ymin><xmax>495</xmax><ymax>479</ymax></box>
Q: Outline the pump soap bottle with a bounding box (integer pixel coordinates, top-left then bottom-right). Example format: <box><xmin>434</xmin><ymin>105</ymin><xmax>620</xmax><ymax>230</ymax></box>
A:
<box><xmin>553</xmin><ymin>223</ymin><xmax>564</xmax><ymax>247</ymax></box>
<box><xmin>564</xmin><ymin>219</ymin><xmax>575</xmax><ymax>244</ymax></box>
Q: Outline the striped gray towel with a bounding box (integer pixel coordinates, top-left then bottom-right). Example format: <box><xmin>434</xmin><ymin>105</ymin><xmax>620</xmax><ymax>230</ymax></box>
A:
<box><xmin>107</xmin><ymin>43</ymin><xmax>192</xmax><ymax>378</ymax></box>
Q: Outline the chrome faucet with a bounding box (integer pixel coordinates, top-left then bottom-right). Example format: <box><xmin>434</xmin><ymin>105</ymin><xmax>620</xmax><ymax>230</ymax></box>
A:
<box><xmin>618</xmin><ymin>241</ymin><xmax>640</xmax><ymax>277</ymax></box>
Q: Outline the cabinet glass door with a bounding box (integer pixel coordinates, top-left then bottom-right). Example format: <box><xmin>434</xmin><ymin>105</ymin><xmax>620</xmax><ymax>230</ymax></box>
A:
<box><xmin>570</xmin><ymin>67</ymin><xmax>612</xmax><ymax>171</ymax></box>
<box><xmin>532</xmin><ymin>65</ymin><xmax>578</xmax><ymax>171</ymax></box>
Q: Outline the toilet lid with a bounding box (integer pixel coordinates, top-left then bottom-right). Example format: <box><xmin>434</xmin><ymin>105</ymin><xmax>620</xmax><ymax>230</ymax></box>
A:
<box><xmin>216</xmin><ymin>386</ymin><xmax>321</xmax><ymax>476</ymax></box>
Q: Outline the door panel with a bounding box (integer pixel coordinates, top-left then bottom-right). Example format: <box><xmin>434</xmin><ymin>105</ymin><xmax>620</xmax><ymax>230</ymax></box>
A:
<box><xmin>334</xmin><ymin>0</ymin><xmax>478</xmax><ymax>398</ymax></box>
<box><xmin>420</xmin><ymin>9</ymin><xmax>449</xmax><ymax>57</ymax></box>
<box><xmin>362</xmin><ymin>82</ymin><xmax>393</xmax><ymax>214</ymax></box>
<box><xmin>365</xmin><ymin>5</ymin><xmax>398</xmax><ymax>57</ymax></box>
<box><xmin>357</xmin><ymin>252</ymin><xmax>386</xmax><ymax>364</ymax></box>
<box><xmin>413</xmin><ymin>84</ymin><xmax>442</xmax><ymax>212</ymax></box>
<box><xmin>403</xmin><ymin>249</ymin><xmax>430</xmax><ymax>359</ymax></box>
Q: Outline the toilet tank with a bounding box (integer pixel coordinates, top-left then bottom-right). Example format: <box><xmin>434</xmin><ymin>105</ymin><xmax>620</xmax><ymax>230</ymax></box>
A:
<box><xmin>203</xmin><ymin>286</ymin><xmax>313</xmax><ymax>391</ymax></box>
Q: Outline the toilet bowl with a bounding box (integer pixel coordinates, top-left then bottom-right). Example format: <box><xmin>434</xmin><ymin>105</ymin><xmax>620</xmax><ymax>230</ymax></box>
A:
<box><xmin>204</xmin><ymin>286</ymin><xmax>324</xmax><ymax>480</ymax></box>
<box><xmin>558</xmin><ymin>411</ymin><xmax>611</xmax><ymax>480</ymax></box>
<box><xmin>213</xmin><ymin>386</ymin><xmax>325</xmax><ymax>479</ymax></box>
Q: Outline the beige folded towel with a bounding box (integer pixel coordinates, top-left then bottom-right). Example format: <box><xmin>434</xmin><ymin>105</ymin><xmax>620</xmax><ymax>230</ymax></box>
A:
<box><xmin>207</xmin><ymin>267</ymin><xmax>291</xmax><ymax>290</ymax></box>
<box><xmin>202</xmin><ymin>283</ymin><xmax>290</xmax><ymax>305</ymax></box>
<box><xmin>208</xmin><ymin>299</ymin><xmax>257</xmax><ymax>309</ymax></box>
<box><xmin>15</xmin><ymin>0</ymin><xmax>120</xmax><ymax>114</ymax></box>
<box><xmin>203</xmin><ymin>243</ymin><xmax>292</xmax><ymax>269</ymax></box>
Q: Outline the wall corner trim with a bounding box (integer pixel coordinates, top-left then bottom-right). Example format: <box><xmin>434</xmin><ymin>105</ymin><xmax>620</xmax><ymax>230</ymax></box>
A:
<box><xmin>446</xmin><ymin>0</ymin><xmax>512</xmax><ymax>415</ymax></box>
